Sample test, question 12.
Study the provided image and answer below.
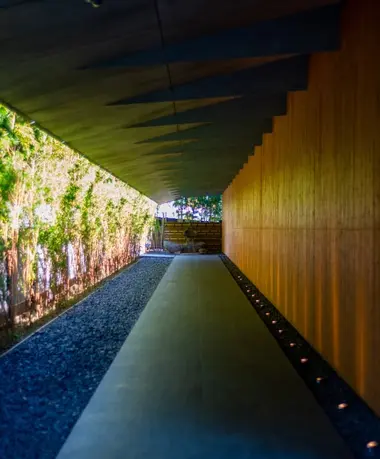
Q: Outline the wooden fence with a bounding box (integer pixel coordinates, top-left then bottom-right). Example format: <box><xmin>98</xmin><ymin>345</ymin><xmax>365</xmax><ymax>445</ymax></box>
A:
<box><xmin>151</xmin><ymin>218</ymin><xmax>222</xmax><ymax>253</ymax></box>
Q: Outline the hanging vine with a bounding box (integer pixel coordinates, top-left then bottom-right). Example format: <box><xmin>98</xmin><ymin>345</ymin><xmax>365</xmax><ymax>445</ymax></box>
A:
<box><xmin>0</xmin><ymin>104</ymin><xmax>156</xmax><ymax>331</ymax></box>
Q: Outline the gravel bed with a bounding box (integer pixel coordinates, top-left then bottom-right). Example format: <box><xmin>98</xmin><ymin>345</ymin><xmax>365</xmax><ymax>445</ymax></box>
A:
<box><xmin>0</xmin><ymin>256</ymin><xmax>173</xmax><ymax>459</ymax></box>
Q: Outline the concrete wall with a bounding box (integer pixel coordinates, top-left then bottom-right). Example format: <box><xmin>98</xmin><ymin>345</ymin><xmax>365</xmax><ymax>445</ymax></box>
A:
<box><xmin>223</xmin><ymin>0</ymin><xmax>380</xmax><ymax>414</ymax></box>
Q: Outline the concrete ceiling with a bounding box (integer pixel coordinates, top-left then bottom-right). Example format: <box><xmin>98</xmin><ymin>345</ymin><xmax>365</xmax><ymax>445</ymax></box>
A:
<box><xmin>0</xmin><ymin>0</ymin><xmax>341</xmax><ymax>202</ymax></box>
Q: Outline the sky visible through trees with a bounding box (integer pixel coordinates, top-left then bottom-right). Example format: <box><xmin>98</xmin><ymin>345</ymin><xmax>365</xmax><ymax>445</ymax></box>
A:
<box><xmin>158</xmin><ymin>196</ymin><xmax>222</xmax><ymax>221</ymax></box>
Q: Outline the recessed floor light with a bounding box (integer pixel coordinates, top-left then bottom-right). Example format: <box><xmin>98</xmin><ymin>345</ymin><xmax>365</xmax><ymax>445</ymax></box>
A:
<box><xmin>290</xmin><ymin>342</ymin><xmax>296</xmax><ymax>348</ymax></box>
<box><xmin>367</xmin><ymin>441</ymin><xmax>378</xmax><ymax>449</ymax></box>
<box><xmin>338</xmin><ymin>403</ymin><xmax>348</xmax><ymax>410</ymax></box>
<box><xmin>300</xmin><ymin>358</ymin><xmax>308</xmax><ymax>364</ymax></box>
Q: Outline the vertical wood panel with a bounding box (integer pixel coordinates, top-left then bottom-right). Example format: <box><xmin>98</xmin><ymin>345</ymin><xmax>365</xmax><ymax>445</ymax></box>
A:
<box><xmin>222</xmin><ymin>0</ymin><xmax>380</xmax><ymax>414</ymax></box>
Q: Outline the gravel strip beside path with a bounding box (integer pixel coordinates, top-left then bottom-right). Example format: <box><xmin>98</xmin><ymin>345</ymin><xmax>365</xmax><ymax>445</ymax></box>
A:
<box><xmin>0</xmin><ymin>256</ymin><xmax>173</xmax><ymax>459</ymax></box>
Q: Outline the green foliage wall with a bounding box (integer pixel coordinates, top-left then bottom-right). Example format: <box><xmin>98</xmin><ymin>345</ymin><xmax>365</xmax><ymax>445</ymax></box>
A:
<box><xmin>0</xmin><ymin>104</ymin><xmax>156</xmax><ymax>327</ymax></box>
<box><xmin>172</xmin><ymin>195</ymin><xmax>222</xmax><ymax>222</ymax></box>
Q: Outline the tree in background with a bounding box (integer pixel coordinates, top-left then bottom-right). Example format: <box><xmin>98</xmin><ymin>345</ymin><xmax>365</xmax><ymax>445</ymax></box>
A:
<box><xmin>172</xmin><ymin>195</ymin><xmax>222</xmax><ymax>222</ymax></box>
<box><xmin>173</xmin><ymin>197</ymin><xmax>187</xmax><ymax>220</ymax></box>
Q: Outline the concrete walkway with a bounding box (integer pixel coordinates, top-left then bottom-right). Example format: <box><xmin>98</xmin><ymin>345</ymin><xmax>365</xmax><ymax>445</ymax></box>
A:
<box><xmin>57</xmin><ymin>255</ymin><xmax>353</xmax><ymax>459</ymax></box>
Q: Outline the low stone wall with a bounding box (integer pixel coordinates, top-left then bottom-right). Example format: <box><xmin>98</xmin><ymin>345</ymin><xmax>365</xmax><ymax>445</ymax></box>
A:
<box><xmin>164</xmin><ymin>221</ymin><xmax>222</xmax><ymax>253</ymax></box>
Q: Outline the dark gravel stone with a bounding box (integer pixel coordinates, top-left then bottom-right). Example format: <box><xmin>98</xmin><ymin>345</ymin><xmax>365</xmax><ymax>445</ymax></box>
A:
<box><xmin>0</xmin><ymin>256</ymin><xmax>172</xmax><ymax>459</ymax></box>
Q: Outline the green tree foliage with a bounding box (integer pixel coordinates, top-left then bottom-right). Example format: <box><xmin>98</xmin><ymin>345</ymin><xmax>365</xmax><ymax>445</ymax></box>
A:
<box><xmin>0</xmin><ymin>104</ymin><xmax>156</xmax><ymax>328</ymax></box>
<box><xmin>172</xmin><ymin>195</ymin><xmax>222</xmax><ymax>222</ymax></box>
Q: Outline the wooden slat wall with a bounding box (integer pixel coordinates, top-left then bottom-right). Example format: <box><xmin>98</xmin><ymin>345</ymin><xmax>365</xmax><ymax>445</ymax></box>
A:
<box><xmin>165</xmin><ymin>221</ymin><xmax>222</xmax><ymax>253</ymax></box>
<box><xmin>223</xmin><ymin>0</ymin><xmax>380</xmax><ymax>414</ymax></box>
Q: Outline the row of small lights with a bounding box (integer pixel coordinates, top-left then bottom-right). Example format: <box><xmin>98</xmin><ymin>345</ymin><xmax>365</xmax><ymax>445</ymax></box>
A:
<box><xmin>236</xmin><ymin>272</ymin><xmax>378</xmax><ymax>454</ymax></box>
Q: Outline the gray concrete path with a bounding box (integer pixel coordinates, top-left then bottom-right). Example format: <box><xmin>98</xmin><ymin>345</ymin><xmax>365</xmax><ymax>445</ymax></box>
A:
<box><xmin>57</xmin><ymin>255</ymin><xmax>353</xmax><ymax>459</ymax></box>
